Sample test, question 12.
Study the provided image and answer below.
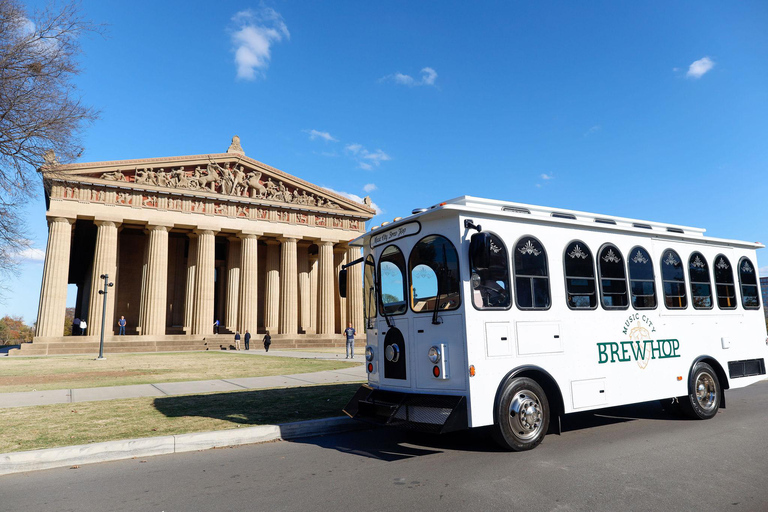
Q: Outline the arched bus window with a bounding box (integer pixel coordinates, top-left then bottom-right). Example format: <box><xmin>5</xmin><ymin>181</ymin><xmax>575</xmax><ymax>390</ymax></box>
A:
<box><xmin>628</xmin><ymin>247</ymin><xmax>656</xmax><ymax>309</ymax></box>
<box><xmin>563</xmin><ymin>241</ymin><xmax>596</xmax><ymax>309</ymax></box>
<box><xmin>513</xmin><ymin>236</ymin><xmax>550</xmax><ymax>310</ymax></box>
<box><xmin>409</xmin><ymin>235</ymin><xmax>461</xmax><ymax>313</ymax></box>
<box><xmin>597</xmin><ymin>244</ymin><xmax>628</xmax><ymax>309</ymax></box>
<box><xmin>738</xmin><ymin>257</ymin><xmax>760</xmax><ymax>309</ymax></box>
<box><xmin>364</xmin><ymin>254</ymin><xmax>377</xmax><ymax>324</ymax></box>
<box><xmin>689</xmin><ymin>252</ymin><xmax>713</xmax><ymax>309</ymax></box>
<box><xmin>469</xmin><ymin>232</ymin><xmax>511</xmax><ymax>309</ymax></box>
<box><xmin>661</xmin><ymin>250</ymin><xmax>687</xmax><ymax>309</ymax></box>
<box><xmin>714</xmin><ymin>255</ymin><xmax>736</xmax><ymax>309</ymax></box>
<box><xmin>378</xmin><ymin>245</ymin><xmax>407</xmax><ymax>315</ymax></box>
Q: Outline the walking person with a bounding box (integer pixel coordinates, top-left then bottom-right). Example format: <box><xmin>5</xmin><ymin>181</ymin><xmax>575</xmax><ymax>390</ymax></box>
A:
<box><xmin>213</xmin><ymin>319</ymin><xmax>220</xmax><ymax>334</ymax></box>
<box><xmin>263</xmin><ymin>330</ymin><xmax>271</xmax><ymax>352</ymax></box>
<box><xmin>344</xmin><ymin>322</ymin><xmax>356</xmax><ymax>359</ymax></box>
<box><xmin>118</xmin><ymin>316</ymin><xmax>126</xmax><ymax>335</ymax></box>
<box><xmin>244</xmin><ymin>330</ymin><xmax>251</xmax><ymax>350</ymax></box>
<box><xmin>80</xmin><ymin>319</ymin><xmax>87</xmax><ymax>336</ymax></box>
<box><xmin>234</xmin><ymin>331</ymin><xmax>241</xmax><ymax>351</ymax></box>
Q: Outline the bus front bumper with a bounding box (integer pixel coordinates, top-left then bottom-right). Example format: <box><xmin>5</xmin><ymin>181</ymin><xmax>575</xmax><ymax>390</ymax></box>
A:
<box><xmin>343</xmin><ymin>385</ymin><xmax>468</xmax><ymax>434</ymax></box>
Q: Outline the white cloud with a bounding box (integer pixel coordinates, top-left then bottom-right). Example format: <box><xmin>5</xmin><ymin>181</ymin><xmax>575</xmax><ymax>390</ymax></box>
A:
<box><xmin>363</xmin><ymin>183</ymin><xmax>377</xmax><ymax>193</ymax></box>
<box><xmin>380</xmin><ymin>67</ymin><xmax>438</xmax><ymax>87</ymax></box>
<box><xmin>17</xmin><ymin>248</ymin><xmax>45</xmax><ymax>262</ymax></box>
<box><xmin>305</xmin><ymin>129</ymin><xmax>337</xmax><ymax>142</ymax></box>
<box><xmin>322</xmin><ymin>187</ymin><xmax>383</xmax><ymax>215</ymax></box>
<box><xmin>345</xmin><ymin>144</ymin><xmax>390</xmax><ymax>170</ymax></box>
<box><xmin>759</xmin><ymin>266</ymin><xmax>768</xmax><ymax>277</ymax></box>
<box><xmin>358</xmin><ymin>162</ymin><xmax>373</xmax><ymax>171</ymax></box>
<box><xmin>540</xmin><ymin>173</ymin><xmax>554</xmax><ymax>180</ymax></box>
<box><xmin>686</xmin><ymin>57</ymin><xmax>714</xmax><ymax>79</ymax></box>
<box><xmin>230</xmin><ymin>7</ymin><xmax>290</xmax><ymax>80</ymax></box>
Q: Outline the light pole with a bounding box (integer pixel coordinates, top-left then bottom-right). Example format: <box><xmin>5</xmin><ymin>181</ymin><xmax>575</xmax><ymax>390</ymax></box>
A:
<box><xmin>97</xmin><ymin>273</ymin><xmax>114</xmax><ymax>360</ymax></box>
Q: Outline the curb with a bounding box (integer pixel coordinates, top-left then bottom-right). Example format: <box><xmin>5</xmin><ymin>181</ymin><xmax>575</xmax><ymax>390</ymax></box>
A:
<box><xmin>0</xmin><ymin>416</ymin><xmax>368</xmax><ymax>476</ymax></box>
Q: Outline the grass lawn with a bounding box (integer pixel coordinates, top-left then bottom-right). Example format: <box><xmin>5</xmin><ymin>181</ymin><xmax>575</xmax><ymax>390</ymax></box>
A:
<box><xmin>0</xmin><ymin>352</ymin><xmax>357</xmax><ymax>393</ymax></box>
<box><xmin>0</xmin><ymin>383</ymin><xmax>361</xmax><ymax>453</ymax></box>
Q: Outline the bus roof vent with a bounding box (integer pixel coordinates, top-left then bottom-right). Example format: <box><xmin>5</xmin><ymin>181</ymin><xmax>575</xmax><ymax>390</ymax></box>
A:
<box><xmin>502</xmin><ymin>206</ymin><xmax>531</xmax><ymax>214</ymax></box>
<box><xmin>633</xmin><ymin>223</ymin><xmax>652</xmax><ymax>229</ymax></box>
<box><xmin>666</xmin><ymin>227</ymin><xmax>685</xmax><ymax>234</ymax></box>
<box><xmin>551</xmin><ymin>212</ymin><xmax>577</xmax><ymax>220</ymax></box>
<box><xmin>594</xmin><ymin>218</ymin><xmax>616</xmax><ymax>225</ymax></box>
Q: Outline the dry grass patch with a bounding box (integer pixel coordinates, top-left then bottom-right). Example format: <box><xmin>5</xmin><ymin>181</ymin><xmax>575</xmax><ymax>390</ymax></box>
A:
<box><xmin>0</xmin><ymin>383</ymin><xmax>361</xmax><ymax>453</ymax></box>
<box><xmin>0</xmin><ymin>352</ymin><xmax>357</xmax><ymax>393</ymax></box>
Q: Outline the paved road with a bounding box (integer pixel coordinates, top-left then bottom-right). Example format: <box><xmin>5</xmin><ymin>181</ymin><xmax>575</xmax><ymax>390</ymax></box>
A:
<box><xmin>3</xmin><ymin>382</ymin><xmax>767</xmax><ymax>512</ymax></box>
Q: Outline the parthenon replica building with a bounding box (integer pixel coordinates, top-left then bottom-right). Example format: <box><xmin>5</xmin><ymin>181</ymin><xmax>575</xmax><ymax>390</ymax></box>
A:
<box><xmin>17</xmin><ymin>137</ymin><xmax>374</xmax><ymax>355</ymax></box>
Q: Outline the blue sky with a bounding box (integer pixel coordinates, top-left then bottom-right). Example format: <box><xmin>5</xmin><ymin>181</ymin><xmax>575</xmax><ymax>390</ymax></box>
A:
<box><xmin>4</xmin><ymin>0</ymin><xmax>768</xmax><ymax>323</ymax></box>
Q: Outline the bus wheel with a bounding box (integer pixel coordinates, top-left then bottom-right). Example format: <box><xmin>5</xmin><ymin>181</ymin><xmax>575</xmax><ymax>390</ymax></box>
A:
<box><xmin>682</xmin><ymin>363</ymin><xmax>720</xmax><ymax>420</ymax></box>
<box><xmin>493</xmin><ymin>377</ymin><xmax>550</xmax><ymax>451</ymax></box>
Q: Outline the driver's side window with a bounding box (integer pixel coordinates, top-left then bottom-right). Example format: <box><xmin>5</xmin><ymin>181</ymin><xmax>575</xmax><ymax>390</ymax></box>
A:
<box><xmin>470</xmin><ymin>232</ymin><xmax>511</xmax><ymax>309</ymax></box>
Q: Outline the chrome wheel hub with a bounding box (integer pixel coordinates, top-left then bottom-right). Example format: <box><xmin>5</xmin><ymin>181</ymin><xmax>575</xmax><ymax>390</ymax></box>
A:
<box><xmin>508</xmin><ymin>390</ymin><xmax>543</xmax><ymax>440</ymax></box>
<box><xmin>695</xmin><ymin>372</ymin><xmax>717</xmax><ymax>412</ymax></box>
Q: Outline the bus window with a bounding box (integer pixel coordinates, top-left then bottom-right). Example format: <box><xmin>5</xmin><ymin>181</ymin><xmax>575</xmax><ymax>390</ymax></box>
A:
<box><xmin>364</xmin><ymin>254</ymin><xmax>377</xmax><ymax>324</ymax></box>
<box><xmin>714</xmin><ymin>255</ymin><xmax>736</xmax><ymax>309</ymax></box>
<box><xmin>563</xmin><ymin>241</ymin><xmax>596</xmax><ymax>309</ymax></box>
<box><xmin>514</xmin><ymin>236</ymin><xmax>550</xmax><ymax>310</ymax></box>
<box><xmin>661</xmin><ymin>250</ymin><xmax>687</xmax><ymax>309</ymax></box>
<box><xmin>378</xmin><ymin>245</ymin><xmax>408</xmax><ymax>315</ymax></box>
<box><xmin>409</xmin><ymin>235</ymin><xmax>461</xmax><ymax>312</ymax></box>
<box><xmin>689</xmin><ymin>252</ymin><xmax>713</xmax><ymax>309</ymax></box>
<box><xmin>598</xmin><ymin>244</ymin><xmax>628</xmax><ymax>309</ymax></box>
<box><xmin>628</xmin><ymin>247</ymin><xmax>656</xmax><ymax>309</ymax></box>
<box><xmin>470</xmin><ymin>232</ymin><xmax>511</xmax><ymax>309</ymax></box>
<box><xmin>738</xmin><ymin>257</ymin><xmax>760</xmax><ymax>309</ymax></box>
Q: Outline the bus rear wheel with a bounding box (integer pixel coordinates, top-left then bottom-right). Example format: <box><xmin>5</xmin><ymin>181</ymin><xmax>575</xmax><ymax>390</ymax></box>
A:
<box><xmin>493</xmin><ymin>377</ymin><xmax>550</xmax><ymax>451</ymax></box>
<box><xmin>681</xmin><ymin>362</ymin><xmax>720</xmax><ymax>420</ymax></box>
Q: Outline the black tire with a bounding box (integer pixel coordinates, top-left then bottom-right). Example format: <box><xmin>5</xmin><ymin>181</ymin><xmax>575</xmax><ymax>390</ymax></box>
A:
<box><xmin>492</xmin><ymin>377</ymin><xmax>550</xmax><ymax>451</ymax></box>
<box><xmin>681</xmin><ymin>363</ymin><xmax>720</xmax><ymax>420</ymax></box>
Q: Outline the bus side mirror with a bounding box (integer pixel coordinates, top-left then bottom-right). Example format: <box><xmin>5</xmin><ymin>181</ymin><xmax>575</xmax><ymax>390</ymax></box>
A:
<box><xmin>469</xmin><ymin>232</ymin><xmax>493</xmax><ymax>270</ymax></box>
<box><xmin>338</xmin><ymin>268</ymin><xmax>348</xmax><ymax>298</ymax></box>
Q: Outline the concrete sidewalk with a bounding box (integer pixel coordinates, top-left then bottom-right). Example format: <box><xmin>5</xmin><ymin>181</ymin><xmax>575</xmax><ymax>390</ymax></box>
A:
<box><xmin>0</xmin><ymin>350</ymin><xmax>366</xmax><ymax>409</ymax></box>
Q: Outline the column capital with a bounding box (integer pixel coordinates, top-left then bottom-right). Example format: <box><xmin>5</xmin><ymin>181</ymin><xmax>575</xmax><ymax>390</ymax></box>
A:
<box><xmin>94</xmin><ymin>220</ymin><xmax>121</xmax><ymax>228</ymax></box>
<box><xmin>49</xmin><ymin>216</ymin><xmax>75</xmax><ymax>225</ymax></box>
<box><xmin>278</xmin><ymin>236</ymin><xmax>299</xmax><ymax>244</ymax></box>
<box><xmin>317</xmin><ymin>239</ymin><xmax>335</xmax><ymax>247</ymax></box>
<box><xmin>194</xmin><ymin>228</ymin><xmax>217</xmax><ymax>236</ymax></box>
<box><xmin>333</xmin><ymin>243</ymin><xmax>349</xmax><ymax>253</ymax></box>
<box><xmin>146</xmin><ymin>224</ymin><xmax>170</xmax><ymax>232</ymax></box>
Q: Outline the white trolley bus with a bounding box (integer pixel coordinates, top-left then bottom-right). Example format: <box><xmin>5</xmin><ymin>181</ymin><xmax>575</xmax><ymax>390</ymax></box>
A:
<box><xmin>341</xmin><ymin>196</ymin><xmax>768</xmax><ymax>451</ymax></box>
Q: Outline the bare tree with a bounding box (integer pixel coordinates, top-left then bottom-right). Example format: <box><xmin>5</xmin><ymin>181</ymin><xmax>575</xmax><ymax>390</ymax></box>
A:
<box><xmin>0</xmin><ymin>0</ymin><xmax>99</xmax><ymax>288</ymax></box>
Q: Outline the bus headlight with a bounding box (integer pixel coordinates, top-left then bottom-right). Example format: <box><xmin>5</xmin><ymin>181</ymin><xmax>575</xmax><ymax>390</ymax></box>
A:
<box><xmin>365</xmin><ymin>346</ymin><xmax>374</xmax><ymax>361</ymax></box>
<box><xmin>428</xmin><ymin>345</ymin><xmax>441</xmax><ymax>364</ymax></box>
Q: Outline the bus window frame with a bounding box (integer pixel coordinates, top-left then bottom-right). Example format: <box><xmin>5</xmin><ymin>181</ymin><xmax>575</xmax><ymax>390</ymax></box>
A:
<box><xmin>738</xmin><ymin>256</ymin><xmax>761</xmax><ymax>310</ymax></box>
<box><xmin>628</xmin><ymin>245</ymin><xmax>658</xmax><ymax>311</ymax></box>
<box><xmin>562</xmin><ymin>239</ymin><xmax>597</xmax><ymax>311</ymax></box>
<box><xmin>713</xmin><ymin>254</ymin><xmax>737</xmax><ymax>310</ymax></box>
<box><xmin>660</xmin><ymin>249</ymin><xmax>688</xmax><ymax>310</ymax></box>
<box><xmin>512</xmin><ymin>235</ymin><xmax>552</xmax><ymax>311</ymax></box>
<box><xmin>688</xmin><ymin>251</ymin><xmax>714</xmax><ymax>311</ymax></box>
<box><xmin>469</xmin><ymin>230</ymin><xmax>513</xmax><ymax>312</ymax></box>
<box><xmin>408</xmin><ymin>234</ymin><xmax>463</xmax><ymax>314</ymax></box>
<box><xmin>377</xmin><ymin>244</ymin><xmax>409</xmax><ymax>316</ymax></box>
<box><xmin>364</xmin><ymin>253</ymin><xmax>377</xmax><ymax>321</ymax></box>
<box><xmin>597</xmin><ymin>243</ymin><xmax>630</xmax><ymax>311</ymax></box>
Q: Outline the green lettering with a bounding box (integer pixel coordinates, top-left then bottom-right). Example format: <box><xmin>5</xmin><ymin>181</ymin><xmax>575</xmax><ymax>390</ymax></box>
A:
<box><xmin>620</xmin><ymin>341</ymin><xmax>633</xmax><ymax>362</ymax></box>
<box><xmin>597</xmin><ymin>343</ymin><xmax>609</xmax><ymax>364</ymax></box>
<box><xmin>650</xmin><ymin>340</ymin><xmax>662</xmax><ymax>360</ymax></box>
<box><xmin>609</xmin><ymin>343</ymin><xmax>620</xmax><ymax>363</ymax></box>
<box><xmin>631</xmin><ymin>340</ymin><xmax>647</xmax><ymax>361</ymax></box>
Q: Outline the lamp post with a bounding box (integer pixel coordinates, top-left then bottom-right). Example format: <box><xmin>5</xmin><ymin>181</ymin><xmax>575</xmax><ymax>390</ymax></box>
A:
<box><xmin>97</xmin><ymin>273</ymin><xmax>114</xmax><ymax>360</ymax></box>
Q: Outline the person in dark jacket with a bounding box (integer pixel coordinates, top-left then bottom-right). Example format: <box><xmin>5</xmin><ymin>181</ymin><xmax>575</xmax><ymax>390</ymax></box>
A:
<box><xmin>263</xmin><ymin>331</ymin><xmax>271</xmax><ymax>352</ymax></box>
<box><xmin>244</xmin><ymin>330</ymin><xmax>251</xmax><ymax>350</ymax></box>
<box><xmin>234</xmin><ymin>331</ymin><xmax>241</xmax><ymax>351</ymax></box>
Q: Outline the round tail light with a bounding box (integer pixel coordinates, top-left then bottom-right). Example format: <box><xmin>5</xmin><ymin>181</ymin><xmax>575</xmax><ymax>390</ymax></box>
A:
<box><xmin>433</xmin><ymin>365</ymin><xmax>440</xmax><ymax>377</ymax></box>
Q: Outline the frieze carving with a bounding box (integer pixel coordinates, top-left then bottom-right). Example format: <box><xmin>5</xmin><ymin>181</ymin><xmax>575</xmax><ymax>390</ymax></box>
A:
<box><xmin>99</xmin><ymin>162</ymin><xmax>342</xmax><ymax>209</ymax></box>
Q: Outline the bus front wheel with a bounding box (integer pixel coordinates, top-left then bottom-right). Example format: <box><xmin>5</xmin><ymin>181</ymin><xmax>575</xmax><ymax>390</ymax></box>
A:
<box><xmin>493</xmin><ymin>377</ymin><xmax>550</xmax><ymax>451</ymax></box>
<box><xmin>682</xmin><ymin>362</ymin><xmax>720</xmax><ymax>420</ymax></box>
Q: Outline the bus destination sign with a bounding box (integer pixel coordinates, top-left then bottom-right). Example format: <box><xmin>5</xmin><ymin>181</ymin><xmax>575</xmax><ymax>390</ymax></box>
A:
<box><xmin>371</xmin><ymin>222</ymin><xmax>420</xmax><ymax>248</ymax></box>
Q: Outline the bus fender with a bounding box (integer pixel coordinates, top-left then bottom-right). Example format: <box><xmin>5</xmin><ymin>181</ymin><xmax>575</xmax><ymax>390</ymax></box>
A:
<box><xmin>493</xmin><ymin>365</ymin><xmax>565</xmax><ymax>435</ymax></box>
<box><xmin>688</xmin><ymin>355</ymin><xmax>729</xmax><ymax>409</ymax></box>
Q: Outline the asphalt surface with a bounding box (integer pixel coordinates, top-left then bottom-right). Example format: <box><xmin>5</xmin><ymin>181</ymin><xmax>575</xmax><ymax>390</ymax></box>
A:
<box><xmin>2</xmin><ymin>381</ymin><xmax>767</xmax><ymax>512</ymax></box>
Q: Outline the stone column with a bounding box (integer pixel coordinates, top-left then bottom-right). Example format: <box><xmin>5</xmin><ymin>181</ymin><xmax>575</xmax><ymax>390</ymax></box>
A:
<box><xmin>308</xmin><ymin>253</ymin><xmax>318</xmax><ymax>334</ymax></box>
<box><xmin>225</xmin><ymin>237</ymin><xmax>241</xmax><ymax>332</ymax></box>
<box><xmin>263</xmin><ymin>239</ymin><xmax>280</xmax><ymax>333</ymax></box>
<box><xmin>192</xmin><ymin>230</ymin><xmax>216</xmax><ymax>335</ymax></box>
<box><xmin>238</xmin><ymin>233</ymin><xmax>259</xmax><ymax>334</ymax></box>
<box><xmin>183</xmin><ymin>234</ymin><xmax>198</xmax><ymax>334</ymax></box>
<box><xmin>334</xmin><ymin>245</ymin><xmax>348</xmax><ymax>333</ymax></box>
<box><xmin>36</xmin><ymin>217</ymin><xmax>74</xmax><ymax>337</ymax></box>
<box><xmin>87</xmin><ymin>221</ymin><xmax>119</xmax><ymax>337</ymax></box>
<box><xmin>346</xmin><ymin>245</ymin><xmax>364</xmax><ymax>334</ymax></box>
<box><xmin>317</xmin><ymin>240</ymin><xmax>335</xmax><ymax>335</ymax></box>
<box><xmin>278</xmin><ymin>237</ymin><xmax>298</xmax><ymax>334</ymax></box>
<box><xmin>297</xmin><ymin>242</ymin><xmax>311</xmax><ymax>334</ymax></box>
<box><xmin>140</xmin><ymin>225</ymin><xmax>169</xmax><ymax>336</ymax></box>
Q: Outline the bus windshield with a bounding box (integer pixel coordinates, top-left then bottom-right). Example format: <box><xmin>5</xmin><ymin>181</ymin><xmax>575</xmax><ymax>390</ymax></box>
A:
<box><xmin>409</xmin><ymin>235</ymin><xmax>461</xmax><ymax>312</ymax></box>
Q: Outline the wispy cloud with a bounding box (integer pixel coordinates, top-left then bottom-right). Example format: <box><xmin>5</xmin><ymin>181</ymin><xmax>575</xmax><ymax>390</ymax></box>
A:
<box><xmin>686</xmin><ymin>56</ymin><xmax>715</xmax><ymax>79</ymax></box>
<box><xmin>363</xmin><ymin>183</ymin><xmax>377</xmax><ymax>193</ymax></box>
<box><xmin>536</xmin><ymin>173</ymin><xmax>554</xmax><ymax>188</ymax></box>
<box><xmin>304</xmin><ymin>129</ymin><xmax>337</xmax><ymax>142</ymax></box>
<box><xmin>230</xmin><ymin>7</ymin><xmax>290</xmax><ymax>80</ymax></box>
<box><xmin>323</xmin><ymin>187</ymin><xmax>383</xmax><ymax>215</ymax></box>
<box><xmin>345</xmin><ymin>144</ymin><xmax>391</xmax><ymax>170</ymax></box>
<box><xmin>380</xmin><ymin>67</ymin><xmax>438</xmax><ymax>87</ymax></box>
<box><xmin>540</xmin><ymin>173</ymin><xmax>554</xmax><ymax>181</ymax></box>
<box><xmin>583</xmin><ymin>124</ymin><xmax>601</xmax><ymax>137</ymax></box>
